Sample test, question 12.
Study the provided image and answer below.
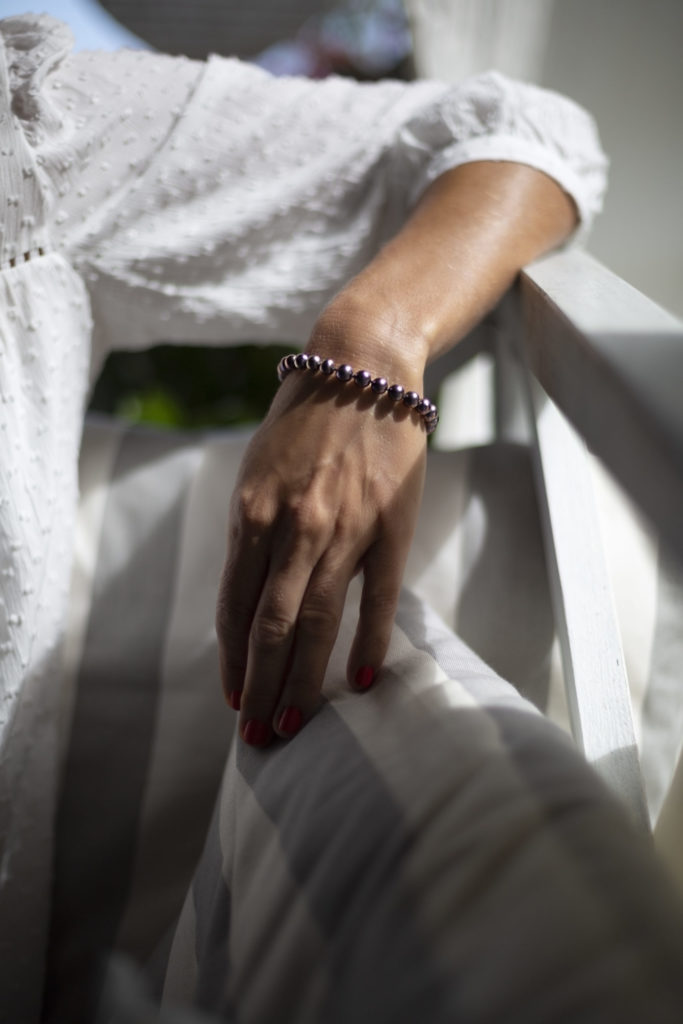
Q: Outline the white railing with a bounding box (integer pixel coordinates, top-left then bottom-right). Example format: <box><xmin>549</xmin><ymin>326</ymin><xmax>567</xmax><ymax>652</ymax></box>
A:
<box><xmin>518</xmin><ymin>251</ymin><xmax>683</xmax><ymax>849</ymax></box>
<box><xmin>519</xmin><ymin>250</ymin><xmax>683</xmax><ymax>568</ymax></box>
<box><xmin>428</xmin><ymin>249</ymin><xmax>683</xmax><ymax>837</ymax></box>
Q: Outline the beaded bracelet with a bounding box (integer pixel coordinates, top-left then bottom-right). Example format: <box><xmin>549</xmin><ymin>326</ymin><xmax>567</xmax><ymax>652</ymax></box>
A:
<box><xmin>277</xmin><ymin>353</ymin><xmax>439</xmax><ymax>435</ymax></box>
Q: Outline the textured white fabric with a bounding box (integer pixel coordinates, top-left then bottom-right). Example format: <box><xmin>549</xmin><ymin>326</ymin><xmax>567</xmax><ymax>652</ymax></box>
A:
<box><xmin>0</xmin><ymin>11</ymin><xmax>607</xmax><ymax>1020</ymax></box>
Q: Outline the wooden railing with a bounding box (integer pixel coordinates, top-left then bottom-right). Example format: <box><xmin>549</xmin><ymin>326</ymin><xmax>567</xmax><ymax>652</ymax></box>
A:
<box><xmin>514</xmin><ymin>251</ymin><xmax>683</xmax><ymax>839</ymax></box>
<box><xmin>519</xmin><ymin>250</ymin><xmax>683</xmax><ymax>567</ymax></box>
<box><xmin>426</xmin><ymin>249</ymin><xmax>683</xmax><ymax>834</ymax></box>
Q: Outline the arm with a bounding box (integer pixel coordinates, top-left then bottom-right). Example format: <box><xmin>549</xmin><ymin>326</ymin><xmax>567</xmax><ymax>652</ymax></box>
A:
<box><xmin>36</xmin><ymin>40</ymin><xmax>598</xmax><ymax>741</ymax></box>
<box><xmin>216</xmin><ymin>160</ymin><xmax>577</xmax><ymax>745</ymax></box>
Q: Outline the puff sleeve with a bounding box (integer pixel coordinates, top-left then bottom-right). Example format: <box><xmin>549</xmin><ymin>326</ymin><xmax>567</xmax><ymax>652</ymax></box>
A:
<box><xmin>31</xmin><ymin>45</ymin><xmax>607</xmax><ymax>373</ymax></box>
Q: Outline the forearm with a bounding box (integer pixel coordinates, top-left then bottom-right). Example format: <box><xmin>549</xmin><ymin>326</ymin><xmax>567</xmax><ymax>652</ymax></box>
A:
<box><xmin>313</xmin><ymin>160</ymin><xmax>577</xmax><ymax>387</ymax></box>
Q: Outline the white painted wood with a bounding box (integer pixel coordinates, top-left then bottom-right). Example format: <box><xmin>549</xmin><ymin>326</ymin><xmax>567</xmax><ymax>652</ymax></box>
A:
<box><xmin>493</xmin><ymin>326</ymin><xmax>531</xmax><ymax>446</ymax></box>
<box><xmin>428</xmin><ymin>242</ymin><xmax>681</xmax><ymax>830</ymax></box>
<box><xmin>518</xmin><ymin>250</ymin><xmax>683</xmax><ymax>566</ymax></box>
<box><xmin>503</xmin><ymin>250</ymin><xmax>683</xmax><ymax>830</ymax></box>
<box><xmin>425</xmin><ymin>319</ymin><xmax>497</xmax><ymax>449</ymax></box>
<box><xmin>525</xmin><ymin>249</ymin><xmax>682</xmax><ymax>336</ymax></box>
<box><xmin>430</xmin><ymin>355</ymin><xmax>496</xmax><ymax>451</ymax></box>
<box><xmin>519</xmin><ymin>374</ymin><xmax>649</xmax><ymax>829</ymax></box>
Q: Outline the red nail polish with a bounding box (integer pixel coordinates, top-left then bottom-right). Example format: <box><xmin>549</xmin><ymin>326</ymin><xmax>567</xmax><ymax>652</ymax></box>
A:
<box><xmin>243</xmin><ymin>719</ymin><xmax>270</xmax><ymax>746</ymax></box>
<box><xmin>277</xmin><ymin>706</ymin><xmax>303</xmax><ymax>737</ymax></box>
<box><xmin>355</xmin><ymin>666</ymin><xmax>375</xmax><ymax>690</ymax></box>
<box><xmin>228</xmin><ymin>689</ymin><xmax>242</xmax><ymax>711</ymax></box>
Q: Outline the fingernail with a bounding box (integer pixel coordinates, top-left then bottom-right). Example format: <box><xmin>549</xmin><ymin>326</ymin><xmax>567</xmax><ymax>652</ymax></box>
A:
<box><xmin>355</xmin><ymin>666</ymin><xmax>375</xmax><ymax>690</ymax></box>
<box><xmin>242</xmin><ymin>719</ymin><xmax>270</xmax><ymax>746</ymax></box>
<box><xmin>277</xmin><ymin>706</ymin><xmax>303</xmax><ymax>737</ymax></box>
<box><xmin>228</xmin><ymin>689</ymin><xmax>242</xmax><ymax>711</ymax></box>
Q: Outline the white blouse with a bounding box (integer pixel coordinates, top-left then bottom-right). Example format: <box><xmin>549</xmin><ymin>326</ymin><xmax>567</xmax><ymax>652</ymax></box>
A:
<box><xmin>0</xmin><ymin>12</ymin><xmax>607</xmax><ymax>1020</ymax></box>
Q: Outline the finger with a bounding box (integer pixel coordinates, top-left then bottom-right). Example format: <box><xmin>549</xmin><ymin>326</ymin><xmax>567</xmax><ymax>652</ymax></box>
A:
<box><xmin>239</xmin><ymin>511</ymin><xmax>333</xmax><ymax>744</ymax></box>
<box><xmin>216</xmin><ymin>514</ymin><xmax>271</xmax><ymax>712</ymax></box>
<box><xmin>347</xmin><ymin>535</ymin><xmax>406</xmax><ymax>692</ymax></box>
<box><xmin>272</xmin><ymin>551</ymin><xmax>356</xmax><ymax>739</ymax></box>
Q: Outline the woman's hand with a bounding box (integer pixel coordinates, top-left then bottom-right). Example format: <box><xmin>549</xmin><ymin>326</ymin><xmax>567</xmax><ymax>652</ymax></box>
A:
<box><xmin>216</xmin><ymin>309</ymin><xmax>428</xmax><ymax>745</ymax></box>
<box><xmin>215</xmin><ymin>161</ymin><xmax>578</xmax><ymax>745</ymax></box>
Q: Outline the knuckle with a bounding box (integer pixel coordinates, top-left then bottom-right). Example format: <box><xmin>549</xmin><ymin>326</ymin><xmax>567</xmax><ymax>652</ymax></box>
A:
<box><xmin>251</xmin><ymin>613</ymin><xmax>293</xmax><ymax>650</ymax></box>
<box><xmin>365</xmin><ymin>588</ymin><xmax>398</xmax><ymax>620</ymax></box>
<box><xmin>297</xmin><ymin>598</ymin><xmax>339</xmax><ymax>638</ymax></box>
<box><xmin>233</xmin><ymin>487</ymin><xmax>272</xmax><ymax>535</ymax></box>
<box><xmin>287</xmin><ymin>497</ymin><xmax>329</xmax><ymax>540</ymax></box>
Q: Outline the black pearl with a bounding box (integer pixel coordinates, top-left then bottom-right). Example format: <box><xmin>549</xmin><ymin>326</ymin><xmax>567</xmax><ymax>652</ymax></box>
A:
<box><xmin>354</xmin><ymin>369</ymin><xmax>372</xmax><ymax>388</ymax></box>
<box><xmin>417</xmin><ymin>398</ymin><xmax>431</xmax><ymax>415</ymax></box>
<box><xmin>336</xmin><ymin>364</ymin><xmax>354</xmax><ymax>382</ymax></box>
<box><xmin>403</xmin><ymin>391</ymin><xmax>419</xmax><ymax>408</ymax></box>
<box><xmin>388</xmin><ymin>384</ymin><xmax>405</xmax><ymax>401</ymax></box>
<box><xmin>285</xmin><ymin>353</ymin><xmax>297</xmax><ymax>371</ymax></box>
<box><xmin>371</xmin><ymin>376</ymin><xmax>388</xmax><ymax>394</ymax></box>
<box><xmin>307</xmin><ymin>354</ymin><xmax>322</xmax><ymax>372</ymax></box>
<box><xmin>321</xmin><ymin>358</ymin><xmax>336</xmax><ymax>375</ymax></box>
<box><xmin>295</xmin><ymin>352</ymin><xmax>309</xmax><ymax>369</ymax></box>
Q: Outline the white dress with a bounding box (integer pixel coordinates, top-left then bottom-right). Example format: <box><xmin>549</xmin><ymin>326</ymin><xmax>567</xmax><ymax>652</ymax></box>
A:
<box><xmin>0</xmin><ymin>12</ymin><xmax>607</xmax><ymax>1020</ymax></box>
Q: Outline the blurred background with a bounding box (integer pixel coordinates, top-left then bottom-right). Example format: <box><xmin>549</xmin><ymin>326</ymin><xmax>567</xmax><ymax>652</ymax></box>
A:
<box><xmin>2</xmin><ymin>0</ymin><xmax>681</xmax><ymax>428</ymax></box>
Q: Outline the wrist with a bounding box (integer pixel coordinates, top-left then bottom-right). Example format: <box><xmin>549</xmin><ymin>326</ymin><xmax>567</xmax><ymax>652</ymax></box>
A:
<box><xmin>276</xmin><ymin>351</ymin><xmax>439</xmax><ymax>435</ymax></box>
<box><xmin>310</xmin><ymin>290</ymin><xmax>430</xmax><ymax>393</ymax></box>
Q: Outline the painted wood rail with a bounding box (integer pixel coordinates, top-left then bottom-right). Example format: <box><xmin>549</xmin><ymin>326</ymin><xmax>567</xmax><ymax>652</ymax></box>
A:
<box><xmin>518</xmin><ymin>249</ymin><xmax>683</xmax><ymax>568</ymax></box>
<box><xmin>510</xmin><ymin>250</ymin><xmax>681</xmax><ymax>827</ymax></box>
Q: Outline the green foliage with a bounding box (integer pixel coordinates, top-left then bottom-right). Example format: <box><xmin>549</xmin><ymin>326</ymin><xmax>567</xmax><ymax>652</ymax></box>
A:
<box><xmin>88</xmin><ymin>343</ymin><xmax>292</xmax><ymax>429</ymax></box>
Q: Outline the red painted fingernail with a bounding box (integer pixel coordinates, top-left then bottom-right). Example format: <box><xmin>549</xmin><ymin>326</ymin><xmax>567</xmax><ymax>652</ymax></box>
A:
<box><xmin>242</xmin><ymin>719</ymin><xmax>270</xmax><ymax>746</ymax></box>
<box><xmin>277</xmin><ymin>706</ymin><xmax>303</xmax><ymax>737</ymax></box>
<box><xmin>355</xmin><ymin>666</ymin><xmax>375</xmax><ymax>690</ymax></box>
<box><xmin>228</xmin><ymin>689</ymin><xmax>242</xmax><ymax>711</ymax></box>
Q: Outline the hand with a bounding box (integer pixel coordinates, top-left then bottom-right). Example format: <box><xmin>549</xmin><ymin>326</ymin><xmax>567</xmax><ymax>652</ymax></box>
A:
<box><xmin>216</xmin><ymin>318</ymin><xmax>428</xmax><ymax>746</ymax></box>
<box><xmin>215</xmin><ymin>161</ymin><xmax>578</xmax><ymax>746</ymax></box>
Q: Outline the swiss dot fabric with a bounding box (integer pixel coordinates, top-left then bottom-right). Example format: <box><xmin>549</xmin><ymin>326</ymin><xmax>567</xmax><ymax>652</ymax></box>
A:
<box><xmin>0</xmin><ymin>12</ymin><xmax>607</xmax><ymax>1023</ymax></box>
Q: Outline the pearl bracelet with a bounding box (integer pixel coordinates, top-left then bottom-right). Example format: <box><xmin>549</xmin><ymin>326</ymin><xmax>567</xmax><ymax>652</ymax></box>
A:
<box><xmin>277</xmin><ymin>353</ymin><xmax>439</xmax><ymax>435</ymax></box>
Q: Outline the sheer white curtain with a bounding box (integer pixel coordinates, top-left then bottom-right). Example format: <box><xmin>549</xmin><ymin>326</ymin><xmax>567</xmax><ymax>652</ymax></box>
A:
<box><xmin>404</xmin><ymin>0</ymin><xmax>555</xmax><ymax>82</ymax></box>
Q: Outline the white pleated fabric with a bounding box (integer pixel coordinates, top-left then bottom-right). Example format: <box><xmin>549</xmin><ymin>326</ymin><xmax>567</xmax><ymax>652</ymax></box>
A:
<box><xmin>0</xmin><ymin>12</ymin><xmax>610</xmax><ymax>1021</ymax></box>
